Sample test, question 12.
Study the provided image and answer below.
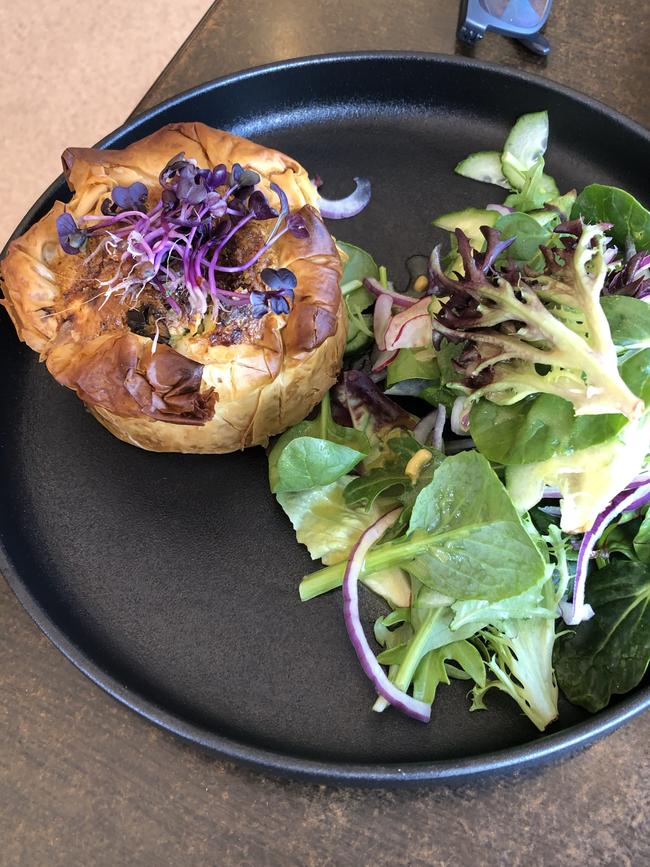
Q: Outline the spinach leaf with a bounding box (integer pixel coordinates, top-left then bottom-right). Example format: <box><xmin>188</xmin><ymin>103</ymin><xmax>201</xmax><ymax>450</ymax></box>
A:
<box><xmin>419</xmin><ymin>383</ymin><xmax>459</xmax><ymax>410</ymax></box>
<box><xmin>601</xmin><ymin>295</ymin><xmax>650</xmax><ymax>350</ymax></box>
<box><xmin>344</xmin><ymin>470</ymin><xmax>411</xmax><ymax>511</ymax></box>
<box><xmin>269</xmin><ymin>393</ymin><xmax>370</xmax><ymax>493</ymax></box>
<box><xmin>345</xmin><ymin>324</ymin><xmax>373</xmax><ymax>355</ymax></box>
<box><xmin>572</xmin><ymin>184</ymin><xmax>650</xmax><ymax>250</ymax></box>
<box><xmin>619</xmin><ymin>347</ymin><xmax>650</xmax><ymax>403</ymax></box>
<box><xmin>407</xmin><ymin>451</ymin><xmax>545</xmax><ymax>600</ymax></box>
<box><xmin>470</xmin><ymin>395</ymin><xmax>627</xmax><ymax>465</ymax></box>
<box><xmin>554</xmin><ymin>559</ymin><xmax>650</xmax><ymax>712</ymax></box>
<box><xmin>337</xmin><ymin>241</ymin><xmax>379</xmax><ymax>354</ymax></box>
<box><xmin>276</xmin><ymin>437</ymin><xmax>365</xmax><ymax>492</ymax></box>
<box><xmin>494</xmin><ymin>212</ymin><xmax>554</xmax><ymax>262</ymax></box>
<box><xmin>343</xmin><ymin>283</ymin><xmax>374</xmax><ymax>354</ymax></box>
<box><xmin>599</xmin><ymin>519</ymin><xmax>640</xmax><ymax>562</ymax></box>
<box><xmin>338</xmin><ymin>240</ymin><xmax>380</xmax><ymax>284</ymax></box>
<box><xmin>386</xmin><ymin>348</ymin><xmax>439</xmax><ymax>387</ymax></box>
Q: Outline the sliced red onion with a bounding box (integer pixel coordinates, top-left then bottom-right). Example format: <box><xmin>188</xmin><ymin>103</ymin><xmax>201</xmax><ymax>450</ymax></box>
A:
<box><xmin>486</xmin><ymin>203</ymin><xmax>513</xmax><ymax>216</ymax></box>
<box><xmin>450</xmin><ymin>396</ymin><xmax>471</xmax><ymax>435</ymax></box>
<box><xmin>364</xmin><ymin>277</ymin><xmax>417</xmax><ymax>308</ymax></box>
<box><xmin>384</xmin><ymin>297</ymin><xmax>433</xmax><ymax>350</ymax></box>
<box><xmin>413</xmin><ymin>408</ymin><xmax>438</xmax><ymax>444</ymax></box>
<box><xmin>603</xmin><ymin>245</ymin><xmax>619</xmax><ymax>265</ymax></box>
<box><xmin>318</xmin><ymin>177</ymin><xmax>371</xmax><ymax>219</ymax></box>
<box><xmin>560</xmin><ymin>481</ymin><xmax>650</xmax><ymax>625</ymax></box>
<box><xmin>544</xmin><ymin>470</ymin><xmax>650</xmax><ymax>501</ymax></box>
<box><xmin>373</xmin><ymin>294</ymin><xmax>393</xmax><ymax>351</ymax></box>
<box><xmin>342</xmin><ymin>508</ymin><xmax>431</xmax><ymax>723</ymax></box>
<box><xmin>371</xmin><ymin>348</ymin><xmax>399</xmax><ymax>374</ymax></box>
<box><xmin>432</xmin><ymin>404</ymin><xmax>447</xmax><ymax>451</ymax></box>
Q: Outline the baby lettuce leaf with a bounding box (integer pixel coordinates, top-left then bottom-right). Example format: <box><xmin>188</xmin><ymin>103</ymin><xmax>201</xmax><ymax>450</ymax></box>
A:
<box><xmin>343</xmin><ymin>434</ymin><xmax>427</xmax><ymax>511</ymax></box>
<box><xmin>449</xmin><ymin>578</ymin><xmax>552</xmax><ymax>631</ymax></box>
<box><xmin>269</xmin><ymin>393</ymin><xmax>370</xmax><ymax>493</ymax></box>
<box><xmin>277</xmin><ymin>476</ymin><xmax>411</xmax><ymax>608</ymax></box>
<box><xmin>276</xmin><ymin>438</ymin><xmax>365</xmax><ymax>492</ymax></box>
<box><xmin>507</xmin><ymin>409</ymin><xmax>650</xmax><ymax>533</ymax></box>
<box><xmin>372</xmin><ymin>589</ymin><xmax>485</xmax><ymax>714</ymax></box>
<box><xmin>386</xmin><ymin>348</ymin><xmax>439</xmax><ymax>388</ymax></box>
<box><xmin>407</xmin><ymin>451</ymin><xmax>545</xmax><ymax>601</ymax></box>
<box><xmin>338</xmin><ymin>240</ymin><xmax>380</xmax><ymax>284</ymax></box>
<box><xmin>601</xmin><ymin>295</ymin><xmax>650</xmax><ymax>350</ymax></box>
<box><xmin>572</xmin><ymin>184</ymin><xmax>650</xmax><ymax>250</ymax></box>
<box><xmin>494</xmin><ymin>211</ymin><xmax>554</xmax><ymax>262</ymax></box>
<box><xmin>299</xmin><ymin>451</ymin><xmax>545</xmax><ymax>603</ymax></box>
<box><xmin>503</xmin><ymin>159</ymin><xmax>559</xmax><ymax>212</ymax></box>
<box><xmin>277</xmin><ymin>476</ymin><xmax>371</xmax><ymax>565</ymax></box>
<box><xmin>619</xmin><ymin>347</ymin><xmax>650</xmax><ymax>404</ymax></box>
<box><xmin>470</xmin><ymin>395</ymin><xmax>627</xmax><ymax>465</ymax></box>
<box><xmin>554</xmin><ymin>558</ymin><xmax>650</xmax><ymax>712</ymax></box>
<box><xmin>337</xmin><ymin>241</ymin><xmax>379</xmax><ymax>355</ymax></box>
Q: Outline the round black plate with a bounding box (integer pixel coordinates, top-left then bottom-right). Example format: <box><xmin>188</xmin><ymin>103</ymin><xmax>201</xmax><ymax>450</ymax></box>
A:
<box><xmin>2</xmin><ymin>53</ymin><xmax>649</xmax><ymax>786</ymax></box>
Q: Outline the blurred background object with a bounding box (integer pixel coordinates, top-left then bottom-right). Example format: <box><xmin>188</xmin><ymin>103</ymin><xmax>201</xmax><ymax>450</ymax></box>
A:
<box><xmin>0</xmin><ymin>0</ymin><xmax>210</xmax><ymax>245</ymax></box>
<box><xmin>457</xmin><ymin>0</ymin><xmax>554</xmax><ymax>55</ymax></box>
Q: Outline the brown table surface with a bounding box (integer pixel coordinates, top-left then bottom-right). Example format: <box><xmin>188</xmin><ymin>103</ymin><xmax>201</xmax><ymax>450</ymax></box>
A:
<box><xmin>3</xmin><ymin>2</ymin><xmax>650</xmax><ymax>864</ymax></box>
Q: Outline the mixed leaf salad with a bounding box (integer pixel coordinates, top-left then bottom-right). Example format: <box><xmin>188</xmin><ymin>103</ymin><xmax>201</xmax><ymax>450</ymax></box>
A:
<box><xmin>269</xmin><ymin>112</ymin><xmax>650</xmax><ymax>729</ymax></box>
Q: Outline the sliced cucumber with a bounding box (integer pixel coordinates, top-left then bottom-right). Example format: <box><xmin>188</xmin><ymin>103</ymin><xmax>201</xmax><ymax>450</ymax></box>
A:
<box><xmin>434</xmin><ymin>208</ymin><xmax>499</xmax><ymax>277</ymax></box>
<box><xmin>548</xmin><ymin>189</ymin><xmax>577</xmax><ymax>218</ymax></box>
<box><xmin>527</xmin><ymin>208</ymin><xmax>560</xmax><ymax>227</ymax></box>
<box><xmin>433</xmin><ymin>207</ymin><xmax>498</xmax><ymax>244</ymax></box>
<box><xmin>455</xmin><ymin>151</ymin><xmax>510</xmax><ymax>189</ymax></box>
<box><xmin>501</xmin><ymin>111</ymin><xmax>549</xmax><ymax>190</ymax></box>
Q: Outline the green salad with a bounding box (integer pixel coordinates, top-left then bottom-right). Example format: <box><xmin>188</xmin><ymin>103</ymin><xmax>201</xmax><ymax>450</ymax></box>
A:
<box><xmin>268</xmin><ymin>111</ymin><xmax>650</xmax><ymax>729</ymax></box>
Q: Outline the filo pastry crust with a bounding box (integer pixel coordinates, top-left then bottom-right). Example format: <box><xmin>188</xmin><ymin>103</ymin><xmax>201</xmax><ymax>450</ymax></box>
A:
<box><xmin>0</xmin><ymin>122</ymin><xmax>347</xmax><ymax>453</ymax></box>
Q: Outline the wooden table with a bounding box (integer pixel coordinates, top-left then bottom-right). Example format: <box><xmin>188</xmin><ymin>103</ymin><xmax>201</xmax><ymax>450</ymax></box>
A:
<box><xmin>3</xmin><ymin>3</ymin><xmax>650</xmax><ymax>864</ymax></box>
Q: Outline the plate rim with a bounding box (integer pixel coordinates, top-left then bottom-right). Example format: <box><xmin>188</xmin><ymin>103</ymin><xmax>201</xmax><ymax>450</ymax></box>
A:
<box><xmin>2</xmin><ymin>50</ymin><xmax>649</xmax><ymax>785</ymax></box>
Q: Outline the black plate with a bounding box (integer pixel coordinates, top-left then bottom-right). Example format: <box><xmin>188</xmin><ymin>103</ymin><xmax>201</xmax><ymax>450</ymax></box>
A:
<box><xmin>2</xmin><ymin>53</ymin><xmax>649</xmax><ymax>786</ymax></box>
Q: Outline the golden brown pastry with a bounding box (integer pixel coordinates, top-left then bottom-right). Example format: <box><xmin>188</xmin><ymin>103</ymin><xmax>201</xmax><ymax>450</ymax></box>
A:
<box><xmin>0</xmin><ymin>122</ymin><xmax>346</xmax><ymax>452</ymax></box>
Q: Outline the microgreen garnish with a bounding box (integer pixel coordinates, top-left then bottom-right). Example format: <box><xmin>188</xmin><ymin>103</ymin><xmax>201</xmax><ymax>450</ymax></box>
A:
<box><xmin>250</xmin><ymin>268</ymin><xmax>297</xmax><ymax>317</ymax></box>
<box><xmin>60</xmin><ymin>153</ymin><xmax>309</xmax><ymax>322</ymax></box>
<box><xmin>56</xmin><ymin>212</ymin><xmax>88</xmax><ymax>254</ymax></box>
